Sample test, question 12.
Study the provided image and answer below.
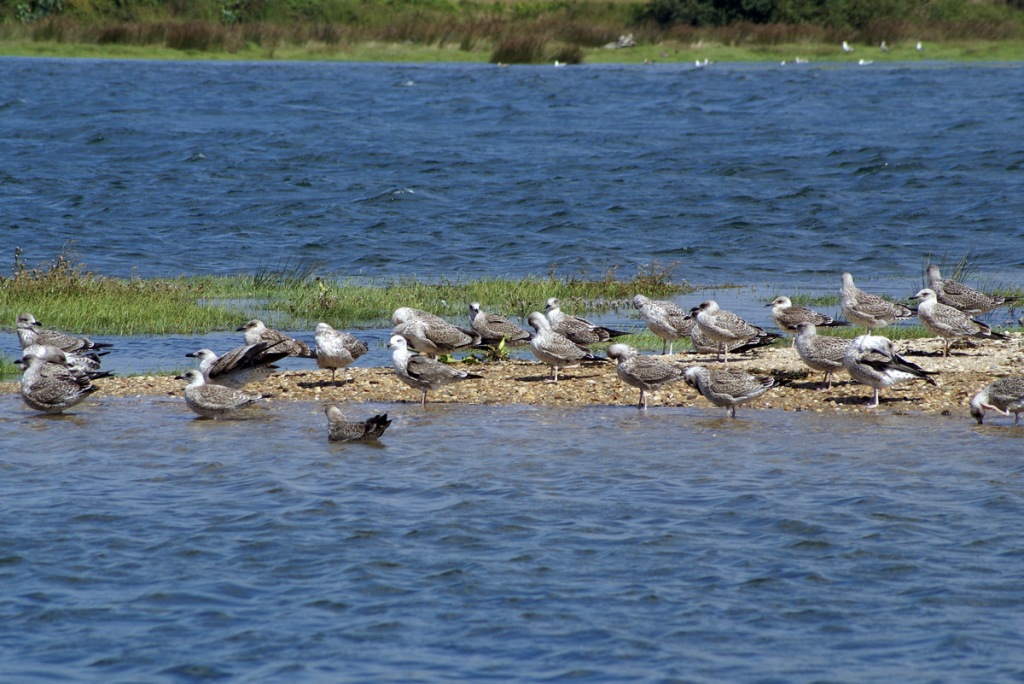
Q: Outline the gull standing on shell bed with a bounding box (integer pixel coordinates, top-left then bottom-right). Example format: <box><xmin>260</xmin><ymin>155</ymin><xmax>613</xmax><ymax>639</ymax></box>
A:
<box><xmin>632</xmin><ymin>295</ymin><xmax>694</xmax><ymax>355</ymax></box>
<box><xmin>683</xmin><ymin>366</ymin><xmax>775</xmax><ymax>418</ymax></box>
<box><xmin>313</xmin><ymin>322</ymin><xmax>369</xmax><ymax>384</ymax></box>
<box><xmin>766</xmin><ymin>296</ymin><xmax>848</xmax><ymax>345</ymax></box>
<box><xmin>843</xmin><ymin>334</ymin><xmax>938</xmax><ymax>407</ymax></box>
<box><xmin>544</xmin><ymin>297</ymin><xmax>628</xmax><ymax>346</ymax></box>
<box><xmin>911</xmin><ymin>288</ymin><xmax>1009</xmax><ymax>357</ymax></box>
<box><xmin>793</xmin><ymin>322</ymin><xmax>850</xmax><ymax>390</ymax></box>
<box><xmin>840</xmin><ymin>272</ymin><xmax>913</xmax><ymax>331</ymax></box>
<box><xmin>186</xmin><ymin>340</ymin><xmax>291</xmax><ymax>389</ymax></box>
<box><xmin>175</xmin><ymin>369</ymin><xmax>263</xmax><ymax>419</ymax></box>
<box><xmin>468</xmin><ymin>302</ymin><xmax>532</xmax><ymax>347</ymax></box>
<box><xmin>391</xmin><ymin>307</ymin><xmax>480</xmax><ymax>358</ymax></box>
<box><xmin>238</xmin><ymin>319</ymin><xmax>315</xmax><ymax>358</ymax></box>
<box><xmin>969</xmin><ymin>377</ymin><xmax>1024</xmax><ymax>425</ymax></box>
<box><xmin>388</xmin><ymin>334</ymin><xmax>482</xmax><ymax>405</ymax></box>
<box><xmin>18</xmin><ymin>344</ymin><xmax>111</xmax><ymax>414</ymax></box>
<box><xmin>527</xmin><ymin>311</ymin><xmax>603</xmax><ymax>383</ymax></box>
<box><xmin>607</xmin><ymin>343</ymin><xmax>687</xmax><ymax>409</ymax></box>
<box><xmin>691</xmin><ymin>300</ymin><xmax>774</xmax><ymax>366</ymax></box>
<box><xmin>926</xmin><ymin>264</ymin><xmax>1017</xmax><ymax>315</ymax></box>
<box><xmin>324</xmin><ymin>404</ymin><xmax>392</xmax><ymax>442</ymax></box>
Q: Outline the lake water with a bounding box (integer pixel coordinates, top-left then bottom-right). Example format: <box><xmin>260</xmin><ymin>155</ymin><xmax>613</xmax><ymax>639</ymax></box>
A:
<box><xmin>3</xmin><ymin>58</ymin><xmax>1024</xmax><ymax>682</ymax></box>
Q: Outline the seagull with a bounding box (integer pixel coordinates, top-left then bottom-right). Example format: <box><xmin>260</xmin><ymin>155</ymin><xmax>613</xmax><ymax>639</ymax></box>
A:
<box><xmin>18</xmin><ymin>344</ymin><xmax>110</xmax><ymax>414</ymax></box>
<box><xmin>633</xmin><ymin>295</ymin><xmax>694</xmax><ymax>355</ymax></box>
<box><xmin>683</xmin><ymin>366</ymin><xmax>774</xmax><ymax>419</ymax></box>
<box><xmin>388</xmin><ymin>334</ymin><xmax>482</xmax><ymax>405</ymax></box>
<box><xmin>880</xmin><ymin>40</ymin><xmax>889</xmax><ymax>52</ymax></box>
<box><xmin>690</xmin><ymin>324</ymin><xmax>779</xmax><ymax>356</ymax></box>
<box><xmin>16</xmin><ymin>312</ymin><xmax>112</xmax><ymax>355</ymax></box>
<box><xmin>969</xmin><ymin>377</ymin><xmax>1024</xmax><ymax>425</ymax></box>
<box><xmin>911</xmin><ymin>288</ymin><xmax>1009</xmax><ymax>357</ymax></box>
<box><xmin>858</xmin><ymin>59</ymin><xmax>874</xmax><ymax>66</ymax></box>
<box><xmin>842</xmin><ymin>40</ymin><xmax>855</xmax><ymax>53</ymax></box>
<box><xmin>544</xmin><ymin>297</ymin><xmax>628</xmax><ymax>346</ymax></box>
<box><xmin>313</xmin><ymin>322</ymin><xmax>369</xmax><ymax>384</ymax></box>
<box><xmin>794</xmin><ymin>322</ymin><xmax>850</xmax><ymax>389</ymax></box>
<box><xmin>468</xmin><ymin>302</ymin><xmax>532</xmax><ymax>347</ymax></box>
<box><xmin>324</xmin><ymin>405</ymin><xmax>392</xmax><ymax>442</ymax></box>
<box><xmin>186</xmin><ymin>340</ymin><xmax>290</xmax><ymax>389</ymax></box>
<box><xmin>766</xmin><ymin>296</ymin><xmax>848</xmax><ymax>345</ymax></box>
<box><xmin>916</xmin><ymin>41</ymin><xmax>924</xmax><ymax>52</ymax></box>
<box><xmin>606</xmin><ymin>343</ymin><xmax>687</xmax><ymax>409</ymax></box>
<box><xmin>843</xmin><ymin>334</ymin><xmax>938</xmax><ymax>407</ymax></box>
<box><xmin>175</xmin><ymin>369</ymin><xmax>263</xmax><ymax>418</ymax></box>
<box><xmin>691</xmin><ymin>300</ymin><xmax>774</xmax><ymax>365</ymax></box>
<box><xmin>238</xmin><ymin>319</ymin><xmax>314</xmax><ymax>358</ymax></box>
<box><xmin>392</xmin><ymin>308</ymin><xmax>480</xmax><ymax>357</ymax></box>
<box><xmin>840</xmin><ymin>272</ymin><xmax>914</xmax><ymax>331</ymax></box>
<box><xmin>925</xmin><ymin>264</ymin><xmax>1017</xmax><ymax>315</ymax></box>
<box><xmin>527</xmin><ymin>311</ymin><xmax>603</xmax><ymax>383</ymax></box>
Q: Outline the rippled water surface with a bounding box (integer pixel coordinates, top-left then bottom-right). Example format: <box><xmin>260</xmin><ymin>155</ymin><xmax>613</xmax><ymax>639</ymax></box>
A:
<box><xmin>2</xmin><ymin>396</ymin><xmax>1024</xmax><ymax>682</ymax></box>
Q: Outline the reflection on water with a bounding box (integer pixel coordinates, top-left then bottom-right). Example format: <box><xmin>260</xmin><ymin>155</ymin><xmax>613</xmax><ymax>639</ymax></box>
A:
<box><xmin>2</xmin><ymin>395</ymin><xmax>1023</xmax><ymax>681</ymax></box>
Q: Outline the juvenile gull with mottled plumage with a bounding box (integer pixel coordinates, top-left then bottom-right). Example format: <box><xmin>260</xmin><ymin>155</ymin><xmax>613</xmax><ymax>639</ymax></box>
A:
<box><xmin>691</xmin><ymin>300</ymin><xmax>774</xmax><ymax>366</ymax></box>
<box><xmin>16</xmin><ymin>312</ymin><xmax>112</xmax><ymax>355</ymax></box>
<box><xmin>969</xmin><ymin>377</ymin><xmax>1024</xmax><ymax>425</ymax></box>
<box><xmin>468</xmin><ymin>302</ymin><xmax>532</xmax><ymax>347</ymax></box>
<box><xmin>607</xmin><ymin>343</ymin><xmax>687</xmax><ymax>409</ymax></box>
<box><xmin>388</xmin><ymin>334</ymin><xmax>482</xmax><ymax>405</ymax></box>
<box><xmin>175</xmin><ymin>369</ymin><xmax>263</xmax><ymax>418</ymax></box>
<box><xmin>18</xmin><ymin>344</ymin><xmax>110</xmax><ymax>414</ymax></box>
<box><xmin>793</xmin><ymin>322</ymin><xmax>850</xmax><ymax>390</ymax></box>
<box><xmin>314</xmin><ymin>322</ymin><xmax>369</xmax><ymax>384</ymax></box>
<box><xmin>840</xmin><ymin>272</ymin><xmax>913</xmax><ymax>330</ymax></box>
<box><xmin>683</xmin><ymin>365</ymin><xmax>774</xmax><ymax>418</ymax></box>
<box><xmin>843</xmin><ymin>334</ymin><xmax>938</xmax><ymax>407</ymax></box>
<box><xmin>767</xmin><ymin>296</ymin><xmax>848</xmax><ymax>345</ymax></box>
<box><xmin>527</xmin><ymin>311</ymin><xmax>604</xmax><ymax>383</ymax></box>
<box><xmin>632</xmin><ymin>295</ymin><xmax>693</xmax><ymax>355</ymax></box>
<box><xmin>911</xmin><ymin>288</ymin><xmax>1009</xmax><ymax>357</ymax></box>
<box><xmin>544</xmin><ymin>297</ymin><xmax>628</xmax><ymax>346</ymax></box>
<box><xmin>392</xmin><ymin>308</ymin><xmax>480</xmax><ymax>357</ymax></box>
<box><xmin>186</xmin><ymin>340</ymin><xmax>290</xmax><ymax>389</ymax></box>
<box><xmin>927</xmin><ymin>264</ymin><xmax>1017</xmax><ymax>315</ymax></box>
<box><xmin>325</xmin><ymin>404</ymin><xmax>392</xmax><ymax>442</ymax></box>
<box><xmin>238</xmin><ymin>319</ymin><xmax>315</xmax><ymax>358</ymax></box>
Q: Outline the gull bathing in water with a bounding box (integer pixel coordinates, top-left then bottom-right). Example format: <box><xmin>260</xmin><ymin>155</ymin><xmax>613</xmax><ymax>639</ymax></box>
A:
<box><xmin>766</xmin><ymin>296</ymin><xmax>848</xmax><ymax>345</ymax></box>
<box><xmin>314</xmin><ymin>322</ymin><xmax>369</xmax><ymax>384</ymax></box>
<box><xmin>527</xmin><ymin>311</ymin><xmax>603</xmax><ymax>383</ymax></box>
<box><xmin>175</xmin><ymin>369</ymin><xmax>263</xmax><ymax>419</ymax></box>
<box><xmin>388</xmin><ymin>334</ymin><xmax>482</xmax><ymax>405</ymax></box>
<box><xmin>186</xmin><ymin>340</ymin><xmax>291</xmax><ymax>389</ymax></box>
<box><xmin>18</xmin><ymin>344</ymin><xmax>111</xmax><ymax>414</ymax></box>
<box><xmin>468</xmin><ymin>302</ymin><xmax>532</xmax><ymax>347</ymax></box>
<box><xmin>969</xmin><ymin>377</ymin><xmax>1024</xmax><ymax>425</ymax></box>
<box><xmin>238</xmin><ymin>319</ymin><xmax>315</xmax><ymax>358</ymax></box>
<box><xmin>911</xmin><ymin>288</ymin><xmax>1009</xmax><ymax>357</ymax></box>
<box><xmin>633</xmin><ymin>294</ymin><xmax>694</xmax><ymax>355</ymax></box>
<box><xmin>840</xmin><ymin>272</ymin><xmax>913</xmax><ymax>330</ymax></box>
<box><xmin>325</xmin><ymin>405</ymin><xmax>392</xmax><ymax>442</ymax></box>
<box><xmin>607</xmin><ymin>343</ymin><xmax>687</xmax><ymax>409</ymax></box>
<box><xmin>793</xmin><ymin>322</ymin><xmax>850</xmax><ymax>390</ymax></box>
<box><xmin>544</xmin><ymin>297</ymin><xmax>628</xmax><ymax>346</ymax></box>
<box><xmin>16</xmin><ymin>312</ymin><xmax>112</xmax><ymax>356</ymax></box>
<box><xmin>843</xmin><ymin>334</ymin><xmax>938</xmax><ymax>407</ymax></box>
<box><xmin>925</xmin><ymin>264</ymin><xmax>1017</xmax><ymax>315</ymax></box>
<box><xmin>691</xmin><ymin>300</ymin><xmax>774</xmax><ymax>366</ymax></box>
<box><xmin>683</xmin><ymin>366</ymin><xmax>774</xmax><ymax>418</ymax></box>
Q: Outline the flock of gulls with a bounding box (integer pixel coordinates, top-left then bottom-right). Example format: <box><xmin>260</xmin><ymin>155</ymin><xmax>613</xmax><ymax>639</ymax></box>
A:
<box><xmin>9</xmin><ymin>265</ymin><xmax>1024</xmax><ymax>442</ymax></box>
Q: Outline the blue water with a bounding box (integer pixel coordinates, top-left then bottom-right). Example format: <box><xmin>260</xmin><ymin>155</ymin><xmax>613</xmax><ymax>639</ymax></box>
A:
<box><xmin>3</xmin><ymin>58</ymin><xmax>1024</xmax><ymax>682</ymax></box>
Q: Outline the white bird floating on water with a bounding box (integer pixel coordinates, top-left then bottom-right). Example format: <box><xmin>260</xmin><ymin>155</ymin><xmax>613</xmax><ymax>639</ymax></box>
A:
<box><xmin>186</xmin><ymin>340</ymin><xmax>291</xmax><ymax>389</ymax></box>
<box><xmin>175</xmin><ymin>369</ymin><xmax>263</xmax><ymax>419</ymax></box>
<box><xmin>18</xmin><ymin>344</ymin><xmax>111</xmax><ymax>414</ymax></box>
<box><xmin>238</xmin><ymin>319</ymin><xmax>315</xmax><ymax>358</ymax></box>
<box><xmin>793</xmin><ymin>322</ymin><xmax>850</xmax><ymax>390</ymax></box>
<box><xmin>843</xmin><ymin>335</ymin><xmax>938</xmax><ymax>408</ymax></box>
<box><xmin>527</xmin><ymin>311</ymin><xmax>604</xmax><ymax>383</ymax></box>
<box><xmin>911</xmin><ymin>288</ymin><xmax>1008</xmax><ymax>357</ymax></box>
<box><xmin>606</xmin><ymin>343</ymin><xmax>687</xmax><ymax>410</ymax></box>
<box><xmin>388</xmin><ymin>334</ymin><xmax>482</xmax><ymax>405</ymax></box>
<box><xmin>691</xmin><ymin>300</ymin><xmax>774</xmax><ymax>366</ymax></box>
<box><xmin>683</xmin><ymin>366</ymin><xmax>774</xmax><ymax>419</ymax></box>
<box><xmin>840</xmin><ymin>272</ymin><xmax>914</xmax><ymax>331</ymax></box>
<box><xmin>313</xmin><ymin>322</ymin><xmax>369</xmax><ymax>384</ymax></box>
<box><xmin>969</xmin><ymin>377</ymin><xmax>1024</xmax><ymax>425</ymax></box>
<box><xmin>925</xmin><ymin>264</ymin><xmax>1017</xmax><ymax>315</ymax></box>
<box><xmin>324</xmin><ymin>404</ymin><xmax>392</xmax><ymax>442</ymax></box>
<box><xmin>633</xmin><ymin>294</ymin><xmax>693</xmax><ymax>355</ymax></box>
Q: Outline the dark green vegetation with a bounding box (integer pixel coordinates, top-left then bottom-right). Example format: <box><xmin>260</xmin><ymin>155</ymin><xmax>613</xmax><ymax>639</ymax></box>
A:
<box><xmin>1</xmin><ymin>0</ymin><xmax>1022</xmax><ymax>63</ymax></box>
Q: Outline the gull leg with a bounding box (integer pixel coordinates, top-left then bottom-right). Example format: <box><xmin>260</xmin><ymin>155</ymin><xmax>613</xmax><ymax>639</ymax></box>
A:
<box><xmin>867</xmin><ymin>388</ymin><xmax>880</xmax><ymax>408</ymax></box>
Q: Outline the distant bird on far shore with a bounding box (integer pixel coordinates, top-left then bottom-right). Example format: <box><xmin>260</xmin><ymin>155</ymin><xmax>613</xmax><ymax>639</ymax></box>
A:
<box><xmin>880</xmin><ymin>40</ymin><xmax>889</xmax><ymax>52</ymax></box>
<box><xmin>842</xmin><ymin>41</ymin><xmax>855</xmax><ymax>53</ymax></box>
<box><xmin>916</xmin><ymin>41</ymin><xmax>924</xmax><ymax>52</ymax></box>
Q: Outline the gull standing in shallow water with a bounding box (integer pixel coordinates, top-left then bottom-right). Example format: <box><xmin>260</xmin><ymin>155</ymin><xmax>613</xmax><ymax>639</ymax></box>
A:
<box><xmin>607</xmin><ymin>343</ymin><xmax>687</xmax><ymax>409</ymax></box>
<box><xmin>683</xmin><ymin>366</ymin><xmax>774</xmax><ymax>418</ymax></box>
<box><xmin>544</xmin><ymin>297</ymin><xmax>628</xmax><ymax>346</ymax></box>
<box><xmin>468</xmin><ymin>302</ymin><xmax>532</xmax><ymax>347</ymax></box>
<box><xmin>793</xmin><ymin>322</ymin><xmax>850</xmax><ymax>390</ymax></box>
<box><xmin>926</xmin><ymin>264</ymin><xmax>1017</xmax><ymax>315</ymax></box>
<box><xmin>238</xmin><ymin>319</ymin><xmax>315</xmax><ymax>358</ymax></box>
<box><xmin>175</xmin><ymin>369</ymin><xmax>263</xmax><ymax>418</ymax></box>
<box><xmin>186</xmin><ymin>340</ymin><xmax>291</xmax><ymax>389</ymax></box>
<box><xmin>633</xmin><ymin>295</ymin><xmax>694</xmax><ymax>355</ymax></box>
<box><xmin>767</xmin><ymin>296</ymin><xmax>848</xmax><ymax>345</ymax></box>
<box><xmin>324</xmin><ymin>405</ymin><xmax>392</xmax><ymax>442</ymax></box>
<box><xmin>16</xmin><ymin>312</ymin><xmax>112</xmax><ymax>356</ymax></box>
<box><xmin>969</xmin><ymin>377</ymin><xmax>1024</xmax><ymax>425</ymax></box>
<box><xmin>843</xmin><ymin>334</ymin><xmax>938</xmax><ymax>407</ymax></box>
<box><xmin>527</xmin><ymin>311</ymin><xmax>603</xmax><ymax>383</ymax></box>
<box><xmin>691</xmin><ymin>300</ymin><xmax>774</xmax><ymax>366</ymax></box>
<box><xmin>388</xmin><ymin>334</ymin><xmax>482</xmax><ymax>405</ymax></box>
<box><xmin>911</xmin><ymin>288</ymin><xmax>1009</xmax><ymax>357</ymax></box>
<box><xmin>18</xmin><ymin>344</ymin><xmax>111</xmax><ymax>414</ymax></box>
<box><xmin>313</xmin><ymin>322</ymin><xmax>369</xmax><ymax>384</ymax></box>
<box><xmin>840</xmin><ymin>272</ymin><xmax>914</xmax><ymax>331</ymax></box>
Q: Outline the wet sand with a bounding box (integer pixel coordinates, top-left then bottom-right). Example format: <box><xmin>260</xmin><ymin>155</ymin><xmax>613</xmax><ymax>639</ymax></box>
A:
<box><xmin>5</xmin><ymin>334</ymin><xmax>1022</xmax><ymax>419</ymax></box>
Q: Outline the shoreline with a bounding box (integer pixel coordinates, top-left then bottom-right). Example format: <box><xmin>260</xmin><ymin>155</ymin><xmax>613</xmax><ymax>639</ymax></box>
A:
<box><xmin>4</xmin><ymin>334</ymin><xmax>1021</xmax><ymax>419</ymax></box>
